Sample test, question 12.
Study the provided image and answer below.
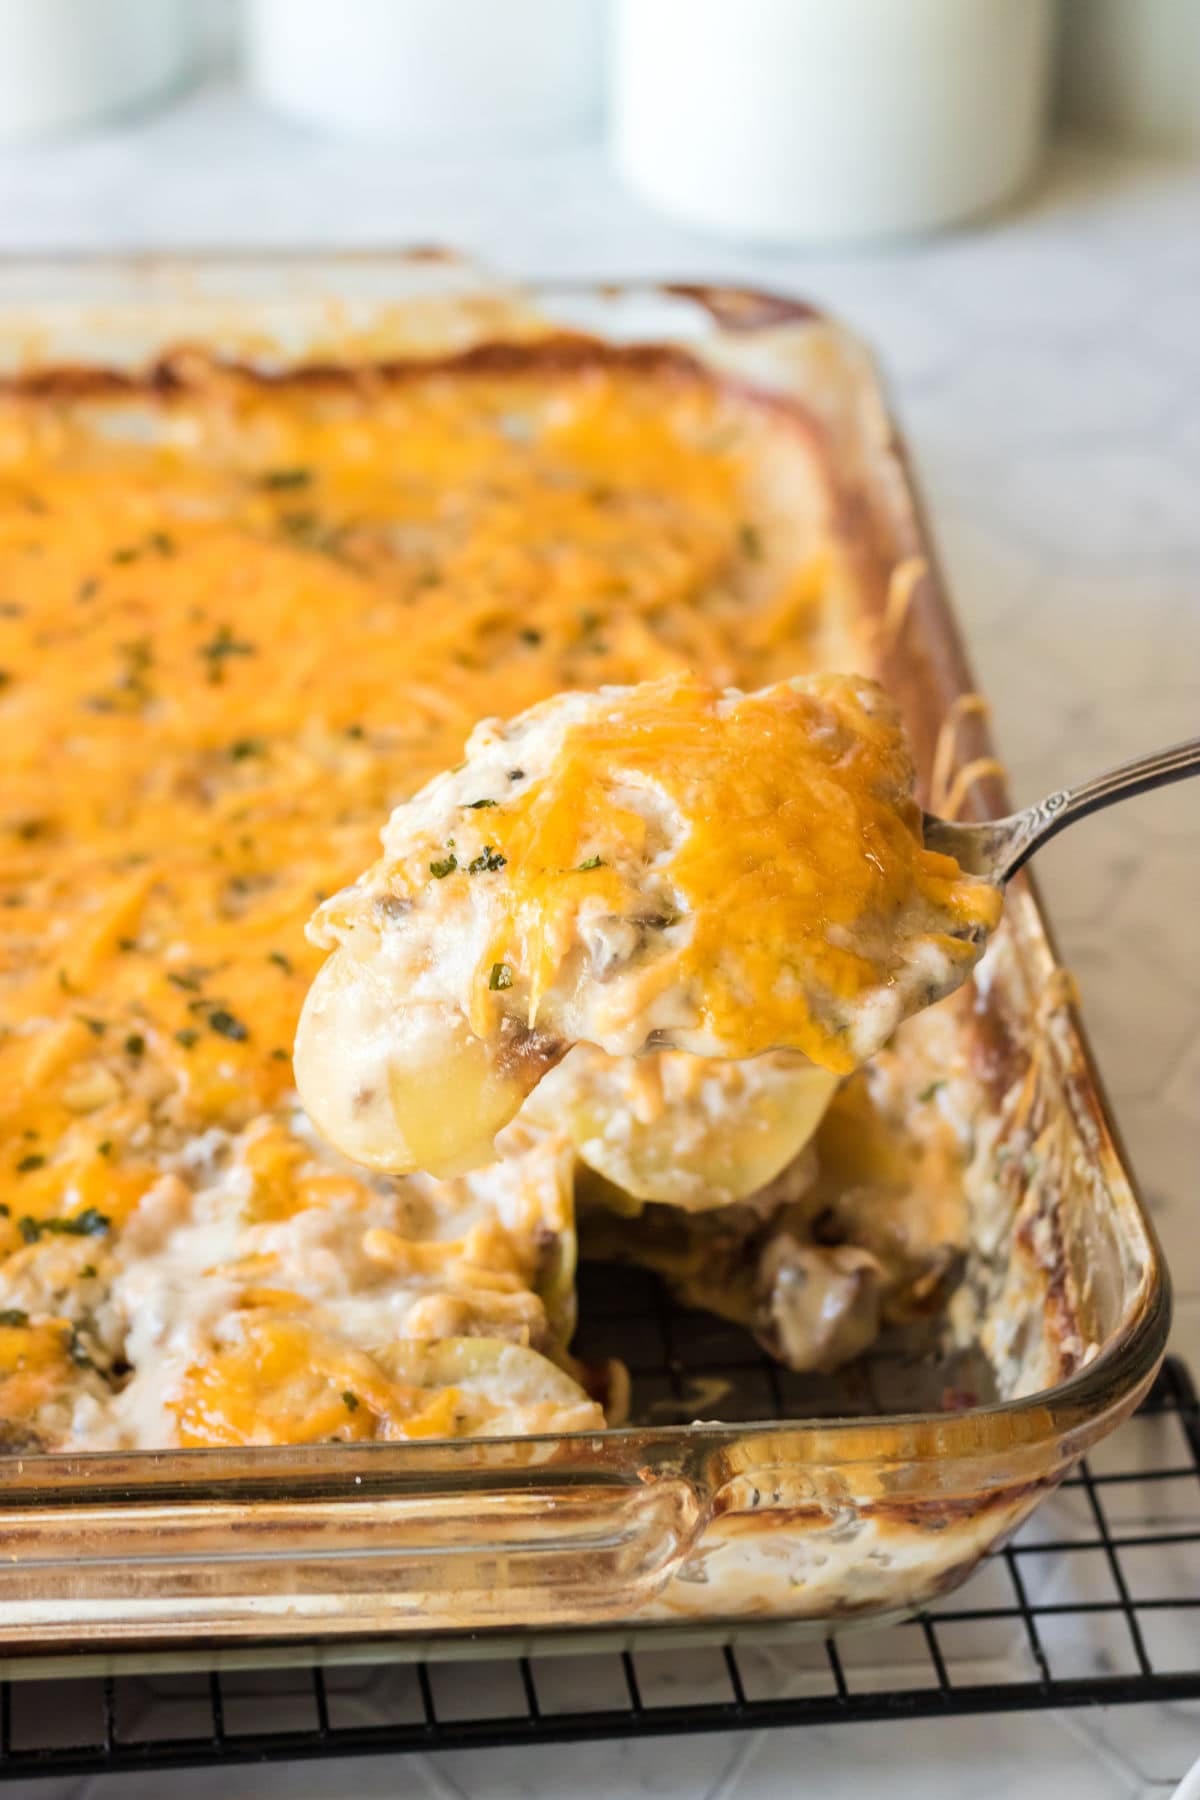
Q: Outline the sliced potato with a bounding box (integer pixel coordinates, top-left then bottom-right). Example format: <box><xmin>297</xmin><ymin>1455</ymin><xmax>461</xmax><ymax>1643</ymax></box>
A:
<box><xmin>174</xmin><ymin>1313</ymin><xmax>604</xmax><ymax>1446</ymax></box>
<box><xmin>294</xmin><ymin>951</ymin><xmax>548</xmax><ymax>1178</ymax></box>
<box><xmin>373</xmin><ymin>1337</ymin><xmax>606</xmax><ymax>1435</ymax></box>
<box><xmin>525</xmin><ymin>1044</ymin><xmax>839</xmax><ymax>1211</ymax></box>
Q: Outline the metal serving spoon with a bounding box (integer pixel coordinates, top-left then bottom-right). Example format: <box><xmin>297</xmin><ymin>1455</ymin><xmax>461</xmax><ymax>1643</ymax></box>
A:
<box><xmin>922</xmin><ymin>735</ymin><xmax>1200</xmax><ymax>884</ymax></box>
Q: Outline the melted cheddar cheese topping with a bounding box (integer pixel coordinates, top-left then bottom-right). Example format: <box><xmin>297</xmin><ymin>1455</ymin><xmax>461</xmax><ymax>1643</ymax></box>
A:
<box><xmin>0</xmin><ymin>350</ymin><xmax>870</xmax><ymax>1447</ymax></box>
<box><xmin>298</xmin><ymin>673</ymin><xmax>1001</xmax><ymax>1176</ymax></box>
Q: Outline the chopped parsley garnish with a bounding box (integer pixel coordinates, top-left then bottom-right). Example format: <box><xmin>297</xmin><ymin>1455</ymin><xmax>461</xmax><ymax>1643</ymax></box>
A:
<box><xmin>111</xmin><ymin>546</ymin><xmax>139</xmax><ymax>566</ymax></box>
<box><xmin>261</xmin><ymin>467</ymin><xmax>313</xmax><ymax>491</ymax></box>
<box><xmin>96</xmin><ymin>1141</ymin><xmax>112</xmax><ymax>1158</ymax></box>
<box><xmin>739</xmin><ymin>522</ymin><xmax>763</xmax><ymax>560</ymax></box>
<box><xmin>230</xmin><ymin>737</ymin><xmax>266</xmax><ymax>760</ymax></box>
<box><xmin>167</xmin><ymin>971</ymin><xmax>201</xmax><ymax>993</ymax></box>
<box><xmin>278</xmin><ymin>509</ymin><xmax>337</xmax><ymax>551</ymax></box>
<box><xmin>468</xmin><ymin>847</ymin><xmax>506</xmax><ymax>874</ymax></box>
<box><xmin>489</xmin><ymin>962</ymin><xmax>514</xmax><ymax>991</ymax></box>
<box><xmin>0</xmin><ymin>1309</ymin><xmax>28</xmax><ymax>1328</ymax></box>
<box><xmin>268</xmin><ymin>950</ymin><xmax>293</xmax><ymax>973</ymax></box>
<box><xmin>209</xmin><ymin>1008</ymin><xmax>248</xmax><ymax>1042</ymax></box>
<box><xmin>175</xmin><ymin>1028</ymin><xmax>200</xmax><ymax>1049</ymax></box>
<box><xmin>19</xmin><ymin>1208</ymin><xmax>110</xmax><ymax>1243</ymax></box>
<box><xmin>519</xmin><ymin>628</ymin><xmax>542</xmax><ymax>646</ymax></box>
<box><xmin>465</xmin><ymin>798</ymin><xmax>497</xmax><ymax>809</ymax></box>
<box><xmin>919</xmin><ymin>1080</ymin><xmax>946</xmax><ymax>1102</ymax></box>
<box><xmin>124</xmin><ymin>1033</ymin><xmax>146</xmax><ymax>1057</ymax></box>
<box><xmin>344</xmin><ymin>723</ymin><xmax>365</xmax><ymax>740</ymax></box>
<box><xmin>200</xmin><ymin>624</ymin><xmax>257</xmax><ymax>684</ymax></box>
<box><xmin>270</xmin><ymin>1047</ymin><xmax>291</xmax><ymax>1062</ymax></box>
<box><xmin>507</xmin><ymin>768</ymin><xmax>525</xmax><ymax>782</ymax></box>
<box><xmin>575</xmin><ymin>855</ymin><xmax>603</xmax><ymax>871</ymax></box>
<box><xmin>16</xmin><ymin>1153</ymin><xmax>45</xmax><ymax>1173</ymax></box>
<box><xmin>149</xmin><ymin>530</ymin><xmax>176</xmax><ymax>557</ymax></box>
<box><xmin>342</xmin><ymin>1390</ymin><xmax>360</xmax><ymax>1412</ymax></box>
<box><xmin>80</xmin><ymin>1265</ymin><xmax>97</xmax><ymax>1280</ymax></box>
<box><xmin>76</xmin><ymin>1015</ymin><xmax>106</xmax><ymax>1036</ymax></box>
<box><xmin>429</xmin><ymin>853</ymin><xmax>458</xmax><ymax>878</ymax></box>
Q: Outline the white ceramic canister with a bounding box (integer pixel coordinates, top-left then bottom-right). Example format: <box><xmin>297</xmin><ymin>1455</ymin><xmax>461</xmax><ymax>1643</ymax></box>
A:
<box><xmin>612</xmin><ymin>0</ymin><xmax>1056</xmax><ymax>244</ymax></box>
<box><xmin>0</xmin><ymin>0</ymin><xmax>195</xmax><ymax>141</ymax></box>
<box><xmin>1057</xmin><ymin>0</ymin><xmax>1200</xmax><ymax>150</ymax></box>
<box><xmin>245</xmin><ymin>0</ymin><xmax>604</xmax><ymax>149</ymax></box>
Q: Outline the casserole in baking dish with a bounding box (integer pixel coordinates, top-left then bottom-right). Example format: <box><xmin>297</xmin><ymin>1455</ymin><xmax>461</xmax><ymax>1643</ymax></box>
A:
<box><xmin>0</xmin><ymin>258</ymin><xmax>1167</xmax><ymax>1658</ymax></box>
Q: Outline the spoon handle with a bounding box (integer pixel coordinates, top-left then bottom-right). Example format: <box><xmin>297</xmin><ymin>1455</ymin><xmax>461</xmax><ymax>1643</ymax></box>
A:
<box><xmin>999</xmin><ymin>734</ymin><xmax>1200</xmax><ymax>882</ymax></box>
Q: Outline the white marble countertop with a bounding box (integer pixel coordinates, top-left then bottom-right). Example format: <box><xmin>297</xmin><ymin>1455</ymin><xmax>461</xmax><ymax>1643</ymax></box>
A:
<box><xmin>1</xmin><ymin>74</ymin><xmax>1197</xmax><ymax>1800</ymax></box>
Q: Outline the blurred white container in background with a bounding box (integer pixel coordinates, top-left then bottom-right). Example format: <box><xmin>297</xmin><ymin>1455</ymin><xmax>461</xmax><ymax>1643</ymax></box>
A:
<box><xmin>0</xmin><ymin>0</ymin><xmax>195</xmax><ymax>140</ymax></box>
<box><xmin>613</xmin><ymin>0</ymin><xmax>1055</xmax><ymax>244</ymax></box>
<box><xmin>245</xmin><ymin>0</ymin><xmax>603</xmax><ymax>149</ymax></box>
<box><xmin>1058</xmin><ymin>0</ymin><xmax>1200</xmax><ymax>148</ymax></box>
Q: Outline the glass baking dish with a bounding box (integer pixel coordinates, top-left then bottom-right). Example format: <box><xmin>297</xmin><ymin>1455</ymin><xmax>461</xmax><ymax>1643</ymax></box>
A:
<box><xmin>0</xmin><ymin>256</ymin><xmax>1168</xmax><ymax>1670</ymax></box>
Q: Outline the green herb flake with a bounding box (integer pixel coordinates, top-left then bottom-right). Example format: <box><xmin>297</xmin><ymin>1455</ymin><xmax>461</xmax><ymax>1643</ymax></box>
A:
<box><xmin>167</xmin><ymin>971</ymin><xmax>201</xmax><ymax>993</ymax></box>
<box><xmin>261</xmin><ymin>467</ymin><xmax>313</xmax><ymax>491</ymax></box>
<box><xmin>80</xmin><ymin>1264</ymin><xmax>97</xmax><ymax>1280</ymax></box>
<box><xmin>918</xmin><ymin>1080</ymin><xmax>946</xmax><ymax>1103</ymax></box>
<box><xmin>342</xmin><ymin>1390</ymin><xmax>360</xmax><ymax>1412</ymax></box>
<box><xmin>279</xmin><ymin>508</ymin><xmax>322</xmax><ymax>543</ymax></box>
<box><xmin>465</xmin><ymin>798</ymin><xmax>497</xmax><ymax>809</ymax></box>
<box><xmin>111</xmin><ymin>546</ymin><xmax>139</xmax><ymax>566</ymax></box>
<box><xmin>209</xmin><ymin>1008</ymin><xmax>248</xmax><ymax>1043</ymax></box>
<box><xmin>96</xmin><ymin>1141</ymin><xmax>112</xmax><ymax>1158</ymax></box>
<box><xmin>124</xmin><ymin>1032</ymin><xmax>146</xmax><ymax>1058</ymax></box>
<box><xmin>519</xmin><ymin>628</ymin><xmax>543</xmax><ymax>646</ymax></box>
<box><xmin>268</xmin><ymin>950</ymin><xmax>293</xmax><ymax>973</ymax></box>
<box><xmin>739</xmin><ymin>522</ymin><xmax>763</xmax><ymax>561</ymax></box>
<box><xmin>175</xmin><ymin>1028</ymin><xmax>200</xmax><ymax>1049</ymax></box>
<box><xmin>230</xmin><ymin>737</ymin><xmax>266</xmax><ymax>761</ymax></box>
<box><xmin>15</xmin><ymin>1153</ymin><xmax>44</xmax><ymax>1173</ymax></box>
<box><xmin>429</xmin><ymin>853</ymin><xmax>458</xmax><ymax>879</ymax></box>
<box><xmin>575</xmin><ymin>855</ymin><xmax>603</xmax><ymax>872</ymax></box>
<box><xmin>467</xmin><ymin>847</ymin><xmax>506</xmax><ymax>875</ymax></box>
<box><xmin>30</xmin><ymin>1207</ymin><xmax>112</xmax><ymax>1240</ymax></box>
<box><xmin>507</xmin><ymin>768</ymin><xmax>525</xmax><ymax>782</ymax></box>
<box><xmin>489</xmin><ymin>962</ymin><xmax>514</xmax><ymax>992</ymax></box>
<box><xmin>270</xmin><ymin>1047</ymin><xmax>291</xmax><ymax>1062</ymax></box>
<box><xmin>148</xmin><ymin>530</ymin><xmax>176</xmax><ymax>557</ymax></box>
<box><xmin>199</xmin><ymin>624</ymin><xmax>257</xmax><ymax>685</ymax></box>
<box><xmin>0</xmin><ymin>1309</ymin><xmax>28</xmax><ymax>1328</ymax></box>
<box><xmin>76</xmin><ymin>1015</ymin><xmax>106</xmax><ymax>1036</ymax></box>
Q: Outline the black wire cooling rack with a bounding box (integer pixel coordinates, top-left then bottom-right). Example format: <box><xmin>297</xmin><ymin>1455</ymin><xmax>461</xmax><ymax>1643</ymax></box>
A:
<box><xmin>0</xmin><ymin>1272</ymin><xmax>1197</xmax><ymax>1784</ymax></box>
